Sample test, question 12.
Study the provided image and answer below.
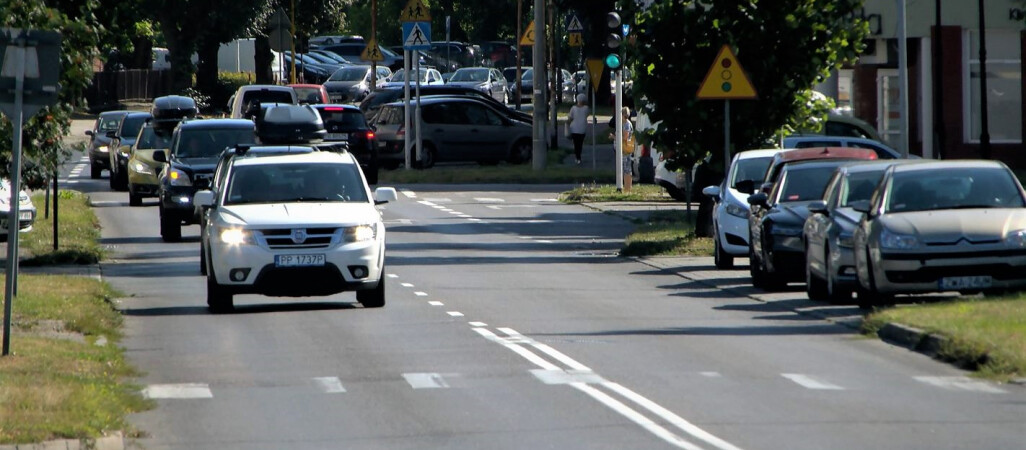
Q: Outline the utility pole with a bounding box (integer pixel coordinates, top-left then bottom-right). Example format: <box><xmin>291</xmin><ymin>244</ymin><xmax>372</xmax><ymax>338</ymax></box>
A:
<box><xmin>516</xmin><ymin>0</ymin><xmax>523</xmax><ymax>110</ymax></box>
<box><xmin>932</xmin><ymin>0</ymin><xmax>945</xmax><ymax>159</ymax></box>
<box><xmin>289</xmin><ymin>0</ymin><xmax>296</xmax><ymax>83</ymax></box>
<box><xmin>532</xmin><ymin>0</ymin><xmax>547</xmax><ymax>170</ymax></box>
<box><xmin>978</xmin><ymin>0</ymin><xmax>991</xmax><ymax>159</ymax></box>
<box><xmin>370</xmin><ymin>0</ymin><xmax>377</xmax><ymax>90</ymax></box>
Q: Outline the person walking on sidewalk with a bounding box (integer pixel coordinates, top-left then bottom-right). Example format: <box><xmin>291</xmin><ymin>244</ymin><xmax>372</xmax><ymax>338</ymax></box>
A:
<box><xmin>567</xmin><ymin>94</ymin><xmax>589</xmax><ymax>164</ymax></box>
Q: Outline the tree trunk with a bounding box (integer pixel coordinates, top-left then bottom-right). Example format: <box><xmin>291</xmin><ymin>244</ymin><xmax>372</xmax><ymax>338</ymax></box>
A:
<box><xmin>160</xmin><ymin>21</ymin><xmax>197</xmax><ymax>93</ymax></box>
<box><xmin>196</xmin><ymin>40</ymin><xmax>220</xmax><ymax>102</ymax></box>
<box><xmin>129</xmin><ymin>36</ymin><xmax>153</xmax><ymax>70</ymax></box>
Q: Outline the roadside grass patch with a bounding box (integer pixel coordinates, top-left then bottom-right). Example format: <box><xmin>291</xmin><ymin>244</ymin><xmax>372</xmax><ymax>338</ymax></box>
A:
<box><xmin>379</xmin><ymin>164</ymin><xmax>614</xmax><ymax>185</ymax></box>
<box><xmin>560</xmin><ymin>183</ymin><xmax>671</xmax><ymax>203</ymax></box>
<box><xmin>863</xmin><ymin>296</ymin><xmax>1026</xmax><ymax>381</ymax></box>
<box><xmin>620</xmin><ymin>210</ymin><xmax>714</xmax><ymax>257</ymax></box>
<box><xmin>20</xmin><ymin>191</ymin><xmax>104</xmax><ymax>266</ymax></box>
<box><xmin>0</xmin><ymin>275</ymin><xmax>152</xmax><ymax>445</ymax></box>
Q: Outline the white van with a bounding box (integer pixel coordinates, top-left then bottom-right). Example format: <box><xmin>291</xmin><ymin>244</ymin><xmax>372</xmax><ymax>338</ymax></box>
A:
<box><xmin>227</xmin><ymin>85</ymin><xmax>298</xmax><ymax>119</ymax></box>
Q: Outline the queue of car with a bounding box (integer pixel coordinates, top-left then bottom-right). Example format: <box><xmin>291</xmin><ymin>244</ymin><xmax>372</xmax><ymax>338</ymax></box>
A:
<box><xmin>703</xmin><ymin>139</ymin><xmax>1026</xmax><ymax>309</ymax></box>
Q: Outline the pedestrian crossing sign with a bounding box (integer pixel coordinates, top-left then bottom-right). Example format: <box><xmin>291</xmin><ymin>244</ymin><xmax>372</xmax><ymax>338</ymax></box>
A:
<box><xmin>361</xmin><ymin>39</ymin><xmax>385</xmax><ymax>62</ymax></box>
<box><xmin>400</xmin><ymin>0</ymin><xmax>431</xmax><ymax>22</ymax></box>
<box><xmin>402</xmin><ymin>22</ymin><xmax>432</xmax><ymax>50</ymax></box>
<box><xmin>569</xmin><ymin>32</ymin><xmax>583</xmax><ymax>47</ymax></box>
<box><xmin>567</xmin><ymin>15</ymin><xmax>583</xmax><ymax>32</ymax></box>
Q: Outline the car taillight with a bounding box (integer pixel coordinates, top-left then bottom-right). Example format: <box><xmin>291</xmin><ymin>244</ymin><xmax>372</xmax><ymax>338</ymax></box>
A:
<box><xmin>396</xmin><ymin>125</ymin><xmax>405</xmax><ymax>137</ymax></box>
<box><xmin>366</xmin><ymin>131</ymin><xmax>375</xmax><ymax>140</ymax></box>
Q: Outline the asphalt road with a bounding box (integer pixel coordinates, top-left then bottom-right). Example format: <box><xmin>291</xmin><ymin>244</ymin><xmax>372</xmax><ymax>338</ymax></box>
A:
<box><xmin>50</xmin><ymin>143</ymin><xmax>1026</xmax><ymax>449</ymax></box>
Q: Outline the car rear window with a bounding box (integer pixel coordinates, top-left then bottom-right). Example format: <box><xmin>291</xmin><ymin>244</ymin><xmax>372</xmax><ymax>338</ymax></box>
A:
<box><xmin>374</xmin><ymin>106</ymin><xmax>403</xmax><ymax>126</ymax></box>
<box><xmin>120</xmin><ymin>115</ymin><xmax>149</xmax><ymax>138</ymax></box>
<box><xmin>242</xmin><ymin>90</ymin><xmax>294</xmax><ymax>106</ymax></box>
<box><xmin>777</xmin><ymin>165</ymin><xmax>839</xmax><ymax>202</ymax></box>
<box><xmin>175</xmin><ymin>128</ymin><xmax>256</xmax><ymax>158</ymax></box>
<box><xmin>317</xmin><ymin>109</ymin><xmax>366</xmax><ymax>128</ymax></box>
<box><xmin>136</xmin><ymin>127</ymin><xmax>172</xmax><ymax>150</ymax></box>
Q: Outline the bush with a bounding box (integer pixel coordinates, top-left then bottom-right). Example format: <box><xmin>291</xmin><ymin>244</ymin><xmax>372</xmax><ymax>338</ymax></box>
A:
<box><xmin>208</xmin><ymin>71</ymin><xmax>255</xmax><ymax>114</ymax></box>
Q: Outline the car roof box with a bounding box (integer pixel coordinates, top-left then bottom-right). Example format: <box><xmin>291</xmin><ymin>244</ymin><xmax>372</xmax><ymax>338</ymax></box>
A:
<box><xmin>151</xmin><ymin>95</ymin><xmax>197</xmax><ymax>127</ymax></box>
<box><xmin>255</xmin><ymin>104</ymin><xmax>327</xmax><ymax>144</ymax></box>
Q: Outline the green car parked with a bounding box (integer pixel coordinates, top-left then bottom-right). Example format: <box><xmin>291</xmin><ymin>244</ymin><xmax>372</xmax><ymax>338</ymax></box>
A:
<box><xmin>128</xmin><ymin>96</ymin><xmax>197</xmax><ymax>206</ymax></box>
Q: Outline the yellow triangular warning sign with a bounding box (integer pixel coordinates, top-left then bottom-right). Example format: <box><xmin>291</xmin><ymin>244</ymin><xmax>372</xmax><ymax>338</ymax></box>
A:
<box><xmin>696</xmin><ymin>45</ymin><xmax>757</xmax><ymax>100</ymax></box>
<box><xmin>400</xmin><ymin>0</ymin><xmax>431</xmax><ymax>22</ymax></box>
<box><xmin>361</xmin><ymin>38</ymin><xmax>385</xmax><ymax>62</ymax></box>
<box><xmin>586</xmin><ymin>58</ymin><xmax>604</xmax><ymax>93</ymax></box>
<box><xmin>520</xmin><ymin>20</ymin><xmax>535</xmax><ymax>46</ymax></box>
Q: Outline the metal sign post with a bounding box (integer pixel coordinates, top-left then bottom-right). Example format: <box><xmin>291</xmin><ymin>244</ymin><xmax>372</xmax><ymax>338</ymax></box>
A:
<box><xmin>0</xmin><ymin>28</ymin><xmax>61</xmax><ymax>356</ymax></box>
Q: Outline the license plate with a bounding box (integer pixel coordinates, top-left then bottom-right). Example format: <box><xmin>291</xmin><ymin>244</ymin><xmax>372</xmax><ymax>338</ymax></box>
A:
<box><xmin>326</xmin><ymin>133</ymin><xmax>348</xmax><ymax>141</ymax></box>
<box><xmin>18</xmin><ymin>211</ymin><xmax>32</xmax><ymax>220</ymax></box>
<box><xmin>939</xmin><ymin>275</ymin><xmax>992</xmax><ymax>290</ymax></box>
<box><xmin>275</xmin><ymin>254</ymin><xmax>326</xmax><ymax>267</ymax></box>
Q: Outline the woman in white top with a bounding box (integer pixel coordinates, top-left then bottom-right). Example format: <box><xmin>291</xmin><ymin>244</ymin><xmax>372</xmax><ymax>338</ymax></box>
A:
<box><xmin>567</xmin><ymin>94</ymin><xmax>589</xmax><ymax>164</ymax></box>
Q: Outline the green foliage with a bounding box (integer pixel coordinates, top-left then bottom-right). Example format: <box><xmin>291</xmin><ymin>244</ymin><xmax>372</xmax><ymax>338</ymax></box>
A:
<box><xmin>629</xmin><ymin>0</ymin><xmax>869</xmax><ymax>172</ymax></box>
<box><xmin>209</xmin><ymin>71</ymin><xmax>255</xmax><ymax>113</ymax></box>
<box><xmin>0</xmin><ymin>0</ymin><xmax>101</xmax><ymax>188</ymax></box>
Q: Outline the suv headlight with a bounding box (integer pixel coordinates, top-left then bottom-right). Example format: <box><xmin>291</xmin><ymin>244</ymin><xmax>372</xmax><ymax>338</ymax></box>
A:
<box><xmin>168</xmin><ymin>168</ymin><xmax>192</xmax><ymax>186</ymax></box>
<box><xmin>96</xmin><ymin>145</ymin><xmax>109</xmax><ymax>153</ymax></box>
<box><xmin>880</xmin><ymin>229</ymin><xmax>919</xmax><ymax>250</ymax></box>
<box><xmin>724</xmin><ymin>201</ymin><xmax>747</xmax><ymax>219</ymax></box>
<box><xmin>344</xmin><ymin>223</ymin><xmax>377</xmax><ymax>242</ymax></box>
<box><xmin>219</xmin><ymin>228</ymin><xmax>253</xmax><ymax>245</ymax></box>
<box><xmin>132</xmin><ymin>161</ymin><xmax>154</xmax><ymax>175</ymax></box>
<box><xmin>1006</xmin><ymin>229</ymin><xmax>1026</xmax><ymax>248</ymax></box>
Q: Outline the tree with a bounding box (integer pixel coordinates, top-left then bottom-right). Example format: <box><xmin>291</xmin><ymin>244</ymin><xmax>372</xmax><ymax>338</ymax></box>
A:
<box><xmin>629</xmin><ymin>0</ymin><xmax>869</xmax><ymax>171</ymax></box>
<box><xmin>0</xmin><ymin>0</ymin><xmax>102</xmax><ymax>187</ymax></box>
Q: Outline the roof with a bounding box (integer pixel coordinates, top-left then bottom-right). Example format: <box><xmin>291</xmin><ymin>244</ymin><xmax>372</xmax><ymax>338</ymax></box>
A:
<box><xmin>232</xmin><ymin>150</ymin><xmax>356</xmax><ymax>167</ymax></box>
<box><xmin>837</xmin><ymin>159</ymin><xmax>916</xmax><ymax>174</ymax></box>
<box><xmin>735</xmin><ymin>148</ymin><xmax>785</xmax><ymax>160</ymax></box>
<box><xmin>179</xmin><ymin>118</ymin><xmax>255</xmax><ymax>130</ymax></box>
<box><xmin>237</xmin><ymin>84</ymin><xmax>293</xmax><ymax>93</ymax></box>
<box><xmin>124</xmin><ymin>111</ymin><xmax>152</xmax><ymax>118</ymax></box>
<box><xmin>312</xmin><ymin>104</ymin><xmax>361</xmax><ymax>111</ymax></box>
<box><xmin>775</xmin><ymin>147</ymin><xmax>877</xmax><ymax>164</ymax></box>
<box><xmin>98</xmin><ymin>110</ymin><xmax>129</xmax><ymax>118</ymax></box>
<box><xmin>890</xmin><ymin>159</ymin><xmax>1007</xmax><ymax>173</ymax></box>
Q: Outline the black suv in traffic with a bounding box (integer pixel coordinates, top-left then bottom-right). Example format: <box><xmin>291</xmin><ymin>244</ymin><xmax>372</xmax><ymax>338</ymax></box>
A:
<box><xmin>311</xmin><ymin>104</ymin><xmax>378</xmax><ymax>184</ymax></box>
<box><xmin>154</xmin><ymin>119</ymin><xmax>256</xmax><ymax>241</ymax></box>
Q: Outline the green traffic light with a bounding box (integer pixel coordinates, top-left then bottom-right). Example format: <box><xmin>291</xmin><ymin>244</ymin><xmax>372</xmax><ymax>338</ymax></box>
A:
<box><xmin>605</xmin><ymin>53</ymin><xmax>621</xmax><ymax>69</ymax></box>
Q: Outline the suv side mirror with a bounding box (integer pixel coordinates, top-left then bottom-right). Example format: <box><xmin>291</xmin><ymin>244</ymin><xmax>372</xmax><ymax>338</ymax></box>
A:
<box><xmin>747</xmin><ymin>192</ymin><xmax>769</xmax><ymax>207</ymax></box>
<box><xmin>701</xmin><ymin>185</ymin><xmax>721</xmax><ymax>200</ymax></box>
<box><xmin>194</xmin><ymin>190</ymin><xmax>215</xmax><ymax>207</ymax></box>
<box><xmin>807</xmin><ymin>200</ymin><xmax>829</xmax><ymax>216</ymax></box>
<box><xmin>374</xmin><ymin>187</ymin><xmax>398</xmax><ymax>205</ymax></box>
<box><xmin>153</xmin><ymin>150</ymin><xmax>168</xmax><ymax>163</ymax></box>
<box><xmin>850</xmin><ymin>199</ymin><xmax>872</xmax><ymax>215</ymax></box>
<box><xmin>106</xmin><ymin>131</ymin><xmax>118</xmax><ymax>139</ymax></box>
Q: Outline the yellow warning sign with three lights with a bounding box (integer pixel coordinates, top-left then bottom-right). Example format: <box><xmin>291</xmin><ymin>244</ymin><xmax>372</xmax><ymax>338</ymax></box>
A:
<box><xmin>696</xmin><ymin>45</ymin><xmax>757</xmax><ymax>100</ymax></box>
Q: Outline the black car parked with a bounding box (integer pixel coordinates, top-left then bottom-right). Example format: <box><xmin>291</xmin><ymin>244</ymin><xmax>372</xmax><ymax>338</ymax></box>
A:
<box><xmin>154</xmin><ymin>119</ymin><xmax>256</xmax><ymax>241</ymax></box>
<box><xmin>85</xmin><ymin>110</ymin><xmax>128</xmax><ymax>179</ymax></box>
<box><xmin>311</xmin><ymin>104</ymin><xmax>378</xmax><ymax>184</ymax></box>
<box><xmin>107</xmin><ymin>111</ymin><xmax>151</xmax><ymax>191</ymax></box>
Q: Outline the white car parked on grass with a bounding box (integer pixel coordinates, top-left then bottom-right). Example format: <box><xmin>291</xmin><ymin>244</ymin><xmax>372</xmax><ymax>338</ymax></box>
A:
<box><xmin>701</xmin><ymin>149</ymin><xmax>784</xmax><ymax>269</ymax></box>
<box><xmin>0</xmin><ymin>180</ymin><xmax>36</xmax><ymax>241</ymax></box>
<box><xmin>195</xmin><ymin>151</ymin><xmax>398</xmax><ymax>312</ymax></box>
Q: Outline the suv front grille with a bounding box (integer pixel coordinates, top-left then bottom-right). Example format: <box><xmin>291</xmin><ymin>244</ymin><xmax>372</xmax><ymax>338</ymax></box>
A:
<box><xmin>258</xmin><ymin>227</ymin><xmax>339</xmax><ymax>249</ymax></box>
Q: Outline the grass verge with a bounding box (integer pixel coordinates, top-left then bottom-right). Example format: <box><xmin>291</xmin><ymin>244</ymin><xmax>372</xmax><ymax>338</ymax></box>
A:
<box><xmin>20</xmin><ymin>190</ymin><xmax>104</xmax><ymax>266</ymax></box>
<box><xmin>0</xmin><ymin>275</ymin><xmax>152</xmax><ymax>445</ymax></box>
<box><xmin>862</xmin><ymin>296</ymin><xmax>1026</xmax><ymax>381</ymax></box>
<box><xmin>560</xmin><ymin>183</ymin><xmax>675</xmax><ymax>203</ymax></box>
<box><xmin>620</xmin><ymin>210</ymin><xmax>714</xmax><ymax>257</ymax></box>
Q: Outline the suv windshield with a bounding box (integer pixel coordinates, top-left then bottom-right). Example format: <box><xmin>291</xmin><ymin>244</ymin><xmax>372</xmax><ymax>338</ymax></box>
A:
<box><xmin>329</xmin><ymin>67</ymin><xmax>369</xmax><ymax>82</ymax></box>
<box><xmin>730</xmin><ymin>156</ymin><xmax>773</xmax><ymax>188</ymax></box>
<box><xmin>226</xmin><ymin>163</ymin><xmax>368</xmax><ymax>204</ymax></box>
<box><xmin>175</xmin><ymin>128</ymin><xmax>256</xmax><ymax>158</ymax></box>
<box><xmin>99</xmin><ymin>114</ymin><xmax>124</xmax><ymax>132</ymax></box>
<box><xmin>121</xmin><ymin>115</ymin><xmax>149</xmax><ymax>138</ymax></box>
<box><xmin>136</xmin><ymin>126</ymin><xmax>172</xmax><ymax>150</ymax></box>
<box><xmin>449</xmin><ymin>69</ymin><xmax>488</xmax><ymax>82</ymax></box>
<box><xmin>776</xmin><ymin>165</ymin><xmax>838</xmax><ymax>203</ymax></box>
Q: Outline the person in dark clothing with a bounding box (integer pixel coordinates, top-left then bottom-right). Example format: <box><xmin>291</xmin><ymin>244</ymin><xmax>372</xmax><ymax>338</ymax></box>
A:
<box><xmin>692</xmin><ymin>155</ymin><xmax>724</xmax><ymax>238</ymax></box>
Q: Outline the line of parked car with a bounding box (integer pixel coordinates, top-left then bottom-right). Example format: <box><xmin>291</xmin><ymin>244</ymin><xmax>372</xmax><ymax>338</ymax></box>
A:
<box><xmin>702</xmin><ymin>142</ymin><xmax>1026</xmax><ymax>309</ymax></box>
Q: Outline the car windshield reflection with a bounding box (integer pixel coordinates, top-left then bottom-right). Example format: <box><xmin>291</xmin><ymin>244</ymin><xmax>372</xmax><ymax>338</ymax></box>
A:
<box><xmin>885</xmin><ymin>168</ymin><xmax>1026</xmax><ymax>213</ymax></box>
<box><xmin>226</xmin><ymin>163</ymin><xmax>368</xmax><ymax>205</ymax></box>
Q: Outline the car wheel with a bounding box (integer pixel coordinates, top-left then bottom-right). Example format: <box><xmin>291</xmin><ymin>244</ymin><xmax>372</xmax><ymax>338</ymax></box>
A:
<box><xmin>159</xmin><ymin>207</ymin><xmax>182</xmax><ymax>242</ymax></box>
<box><xmin>856</xmin><ymin>249</ymin><xmax>892</xmax><ymax>309</ymax></box>
<box><xmin>805</xmin><ymin>245</ymin><xmax>828</xmax><ymax>301</ymax></box>
<box><xmin>129</xmin><ymin>192</ymin><xmax>142</xmax><ymax>207</ymax></box>
<box><xmin>206</xmin><ymin>272</ymin><xmax>234</xmax><ymax>313</ymax></box>
<box><xmin>660</xmin><ymin>181</ymin><xmax>688</xmax><ymax>202</ymax></box>
<box><xmin>508</xmin><ymin>138</ymin><xmax>532</xmax><ymax>164</ymax></box>
<box><xmin>199</xmin><ymin>243</ymin><xmax>207</xmax><ymax>275</ymax></box>
<box><xmin>713</xmin><ymin>233</ymin><xmax>733</xmax><ymax>270</ymax></box>
<box><xmin>357</xmin><ymin>268</ymin><xmax>386</xmax><ymax>308</ymax></box>
<box><xmin>414</xmin><ymin>143</ymin><xmax>436</xmax><ymax>169</ymax></box>
<box><xmin>108</xmin><ymin>167</ymin><xmax>117</xmax><ymax>189</ymax></box>
<box><xmin>114</xmin><ymin>166</ymin><xmax>129</xmax><ymax>191</ymax></box>
<box><xmin>90</xmin><ymin>164</ymin><xmax>102</xmax><ymax>179</ymax></box>
<box><xmin>502</xmin><ymin>91</ymin><xmax>509</xmax><ymax>104</ymax></box>
<box><xmin>749</xmin><ymin>241</ymin><xmax>766</xmax><ymax>289</ymax></box>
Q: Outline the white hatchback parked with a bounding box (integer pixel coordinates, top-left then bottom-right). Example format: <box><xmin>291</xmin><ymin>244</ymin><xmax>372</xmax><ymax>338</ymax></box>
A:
<box><xmin>195</xmin><ymin>151</ymin><xmax>397</xmax><ymax>312</ymax></box>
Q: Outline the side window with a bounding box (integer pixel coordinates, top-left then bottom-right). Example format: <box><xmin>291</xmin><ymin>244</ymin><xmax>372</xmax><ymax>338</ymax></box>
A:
<box><xmin>847</xmin><ymin>142</ymin><xmax>895</xmax><ymax>159</ymax></box>
<box><xmin>794</xmin><ymin>140</ymin><xmax>842</xmax><ymax>148</ymax></box>
<box><xmin>464</xmin><ymin>104</ymin><xmax>501</xmax><ymax>126</ymax></box>
<box><xmin>421</xmin><ymin>104</ymin><xmax>444</xmax><ymax>124</ymax></box>
<box><xmin>824</xmin><ymin>174</ymin><xmax>842</xmax><ymax>208</ymax></box>
<box><xmin>439</xmin><ymin>103</ymin><xmax>470</xmax><ymax>125</ymax></box>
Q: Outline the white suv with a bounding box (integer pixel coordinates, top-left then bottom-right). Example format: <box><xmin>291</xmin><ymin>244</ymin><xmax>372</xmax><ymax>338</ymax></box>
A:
<box><xmin>194</xmin><ymin>151</ymin><xmax>397</xmax><ymax>312</ymax></box>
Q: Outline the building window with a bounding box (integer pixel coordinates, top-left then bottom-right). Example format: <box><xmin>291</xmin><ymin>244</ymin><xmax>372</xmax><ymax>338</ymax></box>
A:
<box><xmin>965</xmin><ymin>30</ymin><xmax>1022</xmax><ymax>144</ymax></box>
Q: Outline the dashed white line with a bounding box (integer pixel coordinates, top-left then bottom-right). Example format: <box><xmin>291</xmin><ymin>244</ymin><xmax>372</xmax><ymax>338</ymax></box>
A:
<box><xmin>700</xmin><ymin>372</ymin><xmax>723</xmax><ymax>378</ymax></box>
<box><xmin>386</xmin><ymin>274</ymin><xmax>399</xmax><ymax>278</ymax></box>
<box><xmin>474</xmin><ymin>197</ymin><xmax>505</xmax><ymax>203</ymax></box>
<box><xmin>447</xmin><ymin>311</ymin><xmax>464</xmax><ymax>317</ymax></box>
<box><xmin>914</xmin><ymin>376</ymin><xmax>1007</xmax><ymax>394</ymax></box>
<box><xmin>143</xmin><ymin>383</ymin><xmax>213</xmax><ymax>399</ymax></box>
<box><xmin>468</xmin><ymin>321</ymin><xmax>487</xmax><ymax>327</ymax></box>
<box><xmin>468</xmin><ymin>218</ymin><xmax>482</xmax><ymax>222</ymax></box>
<box><xmin>312</xmin><ymin>377</ymin><xmax>346</xmax><ymax>393</ymax></box>
<box><xmin>536</xmin><ymin>240</ymin><xmax>553</xmax><ymax>244</ymax></box>
<box><xmin>403</xmin><ymin>373</ymin><xmax>451</xmax><ymax>389</ymax></box>
<box><xmin>401</xmin><ymin>283</ymin><xmax>414</xmax><ymax>288</ymax></box>
<box><xmin>401</xmin><ymin>190</ymin><xmax>418</xmax><ymax>198</ymax></box>
<box><xmin>428</xmin><ymin>301</ymin><xmax>444</xmax><ymax>306</ymax></box>
<box><xmin>531</xmin><ymin>198</ymin><xmax>559</xmax><ymax>202</ymax></box>
<box><xmin>781</xmin><ymin>373</ymin><xmax>844</xmax><ymax>390</ymax></box>
<box><xmin>414</xmin><ymin>291</ymin><xmax>428</xmax><ymax>296</ymax></box>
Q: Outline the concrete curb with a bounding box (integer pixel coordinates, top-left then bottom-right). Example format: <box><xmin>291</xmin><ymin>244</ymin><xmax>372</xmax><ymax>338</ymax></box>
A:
<box><xmin>0</xmin><ymin>432</ymin><xmax>124</xmax><ymax>450</ymax></box>
<box><xmin>876</xmin><ymin>322</ymin><xmax>947</xmax><ymax>357</ymax></box>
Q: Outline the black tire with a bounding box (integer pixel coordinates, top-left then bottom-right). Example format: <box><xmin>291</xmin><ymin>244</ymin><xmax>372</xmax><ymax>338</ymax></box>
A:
<box><xmin>856</xmin><ymin>250</ymin><xmax>892</xmax><ymax>309</ymax></box>
<box><xmin>108</xmin><ymin>168</ymin><xmax>117</xmax><ymax>189</ymax></box>
<box><xmin>357</xmin><ymin>269</ymin><xmax>386</xmax><ymax>308</ymax></box>
<box><xmin>805</xmin><ymin>245</ymin><xmax>829</xmax><ymax>301</ymax></box>
<box><xmin>206</xmin><ymin>271</ymin><xmax>234</xmax><ymax>313</ymax></box>
<box><xmin>159</xmin><ymin>207</ymin><xmax>182</xmax><ymax>242</ymax></box>
<box><xmin>199</xmin><ymin>243</ymin><xmax>207</xmax><ymax>275</ymax></box>
<box><xmin>713</xmin><ymin>234</ymin><xmax>734</xmax><ymax>270</ymax></box>
<box><xmin>114</xmin><ymin>167</ymin><xmax>129</xmax><ymax>191</ymax></box>
<box><xmin>749</xmin><ymin>243</ymin><xmax>767</xmax><ymax>289</ymax></box>
<box><xmin>129</xmin><ymin>192</ymin><xmax>142</xmax><ymax>207</ymax></box>
<box><xmin>90</xmin><ymin>164</ymin><xmax>102</xmax><ymax>179</ymax></box>
<box><xmin>508</xmin><ymin>138</ymin><xmax>532</xmax><ymax>164</ymax></box>
<box><xmin>415</xmin><ymin>144</ymin><xmax>436</xmax><ymax>169</ymax></box>
<box><xmin>825</xmin><ymin>243</ymin><xmax>852</xmax><ymax>302</ymax></box>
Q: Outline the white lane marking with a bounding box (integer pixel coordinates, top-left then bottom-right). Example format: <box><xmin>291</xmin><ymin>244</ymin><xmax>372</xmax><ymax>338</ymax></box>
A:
<box><xmin>312</xmin><ymin>377</ymin><xmax>346</xmax><ymax>393</ymax></box>
<box><xmin>423</xmin><ymin>197</ymin><xmax>451</xmax><ymax>203</ymax></box>
<box><xmin>401</xmin><ymin>283</ymin><xmax>414</xmax><ymax>288</ymax></box>
<box><xmin>700</xmin><ymin>372</ymin><xmax>723</xmax><ymax>378</ymax></box>
<box><xmin>536</xmin><ymin>240</ymin><xmax>553</xmax><ymax>244</ymax></box>
<box><xmin>414</xmin><ymin>291</ymin><xmax>428</xmax><ymax>297</ymax></box>
<box><xmin>143</xmin><ymin>383</ymin><xmax>213</xmax><ymax>399</ymax></box>
<box><xmin>474</xmin><ymin>197</ymin><xmax>505</xmax><ymax>203</ymax></box>
<box><xmin>428</xmin><ymin>301</ymin><xmax>444</xmax><ymax>306</ymax></box>
<box><xmin>440</xmin><ymin>208</ymin><xmax>454</xmax><ymax>213</ymax></box>
<box><xmin>468</xmin><ymin>321</ymin><xmax>487</xmax><ymax>327</ymax></box>
<box><xmin>386</xmin><ymin>274</ymin><xmax>399</xmax><ymax>278</ymax></box>
<box><xmin>914</xmin><ymin>376</ymin><xmax>1007</xmax><ymax>394</ymax></box>
<box><xmin>403</xmin><ymin>373</ymin><xmax>451</xmax><ymax>389</ymax></box>
<box><xmin>447</xmin><ymin>311</ymin><xmax>464</xmax><ymax>317</ymax></box>
<box><xmin>531</xmin><ymin>198</ymin><xmax>559</xmax><ymax>202</ymax></box>
<box><xmin>401</xmin><ymin>190</ymin><xmax>417</xmax><ymax>198</ymax></box>
<box><xmin>417</xmin><ymin>200</ymin><xmax>435</xmax><ymax>206</ymax></box>
<box><xmin>468</xmin><ymin>218</ymin><xmax>482</xmax><ymax>222</ymax></box>
<box><xmin>498</xmin><ymin>328</ymin><xmax>591</xmax><ymax>372</ymax></box>
<box><xmin>531</xmin><ymin>369</ymin><xmax>606</xmax><ymax>385</ymax></box>
<box><xmin>781</xmin><ymin>374</ymin><xmax>844</xmax><ymax>390</ymax></box>
<box><xmin>447</xmin><ymin>211</ymin><xmax>463</xmax><ymax>215</ymax></box>
<box><xmin>478</xmin><ymin>327</ymin><xmax>742</xmax><ymax>450</ymax></box>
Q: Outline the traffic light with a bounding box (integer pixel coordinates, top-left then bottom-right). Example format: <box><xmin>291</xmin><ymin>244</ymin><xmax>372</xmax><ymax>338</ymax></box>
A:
<box><xmin>605</xmin><ymin>12</ymin><xmax>622</xmax><ymax>70</ymax></box>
